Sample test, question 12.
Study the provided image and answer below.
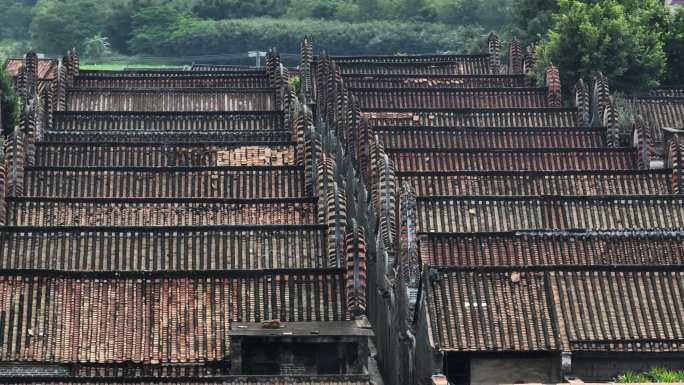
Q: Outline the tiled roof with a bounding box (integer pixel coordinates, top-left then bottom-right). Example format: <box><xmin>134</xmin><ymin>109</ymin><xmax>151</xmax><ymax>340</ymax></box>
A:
<box><xmin>650</xmin><ymin>88</ymin><xmax>684</xmax><ymax>97</ymax></box>
<box><xmin>2</xmin><ymin>50</ymin><xmax>362</xmax><ymax>372</ymax></box>
<box><xmin>428</xmin><ymin>270</ymin><xmax>557</xmax><ymax>351</ymax></box>
<box><xmin>427</xmin><ymin>269</ymin><xmax>684</xmax><ymax>352</ymax></box>
<box><xmin>549</xmin><ymin>270</ymin><xmax>684</xmax><ymax>352</ymax></box>
<box><xmin>330</xmin><ymin>55</ymin><xmax>491</xmax><ymax>75</ymax></box>
<box><xmin>342</xmin><ymin>74</ymin><xmax>529</xmax><ymax>89</ymax></box>
<box><xmin>24</xmin><ymin>167</ymin><xmax>306</xmax><ymax>198</ymax></box>
<box><xmin>0</xmin><ymin>272</ymin><xmax>346</xmax><ymax>363</ymax></box>
<box><xmin>190</xmin><ymin>64</ymin><xmax>266</xmax><ymax>72</ymax></box>
<box><xmin>7</xmin><ymin>198</ymin><xmax>318</xmax><ymax>226</ymax></box>
<box><xmin>415</xmin><ymin>196</ymin><xmax>684</xmax><ymax>232</ymax></box>
<box><xmin>324</xmin><ymin>48</ymin><xmax>684</xmax><ymax>361</ymax></box>
<box><xmin>329</xmin><ymin>53</ymin><xmax>490</xmax><ymax>63</ymax></box>
<box><xmin>4</xmin><ymin>376</ymin><xmax>372</xmax><ymax>385</ymax></box>
<box><xmin>420</xmin><ymin>231</ymin><xmax>684</xmax><ymax>267</ymax></box>
<box><xmin>52</xmin><ymin>111</ymin><xmax>286</xmax><ymax>137</ymax></box>
<box><xmin>398</xmin><ymin>170</ymin><xmax>673</xmax><ymax>196</ymax></box>
<box><xmin>364</xmin><ymin>108</ymin><xmax>579</xmax><ymax>127</ymax></box>
<box><xmin>74</xmin><ymin>73</ymin><xmax>270</xmax><ymax>89</ymax></box>
<box><xmin>352</xmin><ymin>88</ymin><xmax>548</xmax><ymax>109</ymax></box>
<box><xmin>625</xmin><ymin>97</ymin><xmax>684</xmax><ymax>142</ymax></box>
<box><xmin>35</xmin><ymin>143</ymin><xmax>295</xmax><ymax>167</ymax></box>
<box><xmin>388</xmin><ymin>148</ymin><xmax>638</xmax><ymax>172</ymax></box>
<box><xmin>66</xmin><ymin>89</ymin><xmax>277</xmax><ymax>112</ymax></box>
<box><xmin>4</xmin><ymin>58</ymin><xmax>58</xmax><ymax>80</ymax></box>
<box><xmin>377</xmin><ymin>127</ymin><xmax>605</xmax><ymax>149</ymax></box>
<box><xmin>0</xmin><ymin>226</ymin><xmax>328</xmax><ymax>271</ymax></box>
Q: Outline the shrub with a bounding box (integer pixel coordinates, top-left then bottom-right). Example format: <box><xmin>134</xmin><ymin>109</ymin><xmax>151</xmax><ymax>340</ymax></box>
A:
<box><xmin>0</xmin><ymin>65</ymin><xmax>18</xmax><ymax>136</ymax></box>
<box><xmin>615</xmin><ymin>367</ymin><xmax>684</xmax><ymax>383</ymax></box>
<box><xmin>129</xmin><ymin>17</ymin><xmax>482</xmax><ymax>56</ymax></box>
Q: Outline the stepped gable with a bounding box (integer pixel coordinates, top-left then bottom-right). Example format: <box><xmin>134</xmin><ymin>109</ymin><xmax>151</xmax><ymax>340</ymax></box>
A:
<box><xmin>0</xmin><ymin>49</ymin><xmax>363</xmax><ymax>378</ymax></box>
<box><xmin>4</xmin><ymin>58</ymin><xmax>58</xmax><ymax>81</ymax></box>
<box><xmin>313</xmin><ymin>36</ymin><xmax>684</xmax><ymax>385</ymax></box>
<box><xmin>3</xmin><ymin>58</ymin><xmax>58</xmax><ymax>96</ymax></box>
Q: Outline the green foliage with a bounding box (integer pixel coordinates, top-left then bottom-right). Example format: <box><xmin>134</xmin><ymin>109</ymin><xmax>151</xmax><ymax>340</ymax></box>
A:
<box><xmin>535</xmin><ymin>0</ymin><xmax>666</xmax><ymax>94</ymax></box>
<box><xmin>0</xmin><ymin>0</ymin><xmax>34</xmax><ymax>39</ymax></box>
<box><xmin>3</xmin><ymin>0</ymin><xmax>682</xmax><ymax>93</ymax></box>
<box><xmin>128</xmin><ymin>17</ymin><xmax>481</xmax><ymax>56</ymax></box>
<box><xmin>615</xmin><ymin>367</ymin><xmax>684</xmax><ymax>383</ymax></box>
<box><xmin>288</xmin><ymin>76</ymin><xmax>301</xmax><ymax>93</ymax></box>
<box><xmin>662</xmin><ymin>8</ymin><xmax>684</xmax><ymax>86</ymax></box>
<box><xmin>83</xmin><ymin>34</ymin><xmax>112</xmax><ymax>61</ymax></box>
<box><xmin>429</xmin><ymin>0</ymin><xmax>512</xmax><ymax>31</ymax></box>
<box><xmin>6</xmin><ymin>0</ymin><xmax>507</xmax><ymax>57</ymax></box>
<box><xmin>284</xmin><ymin>0</ymin><xmax>361</xmax><ymax>21</ymax></box>
<box><xmin>31</xmin><ymin>0</ymin><xmax>112</xmax><ymax>53</ymax></box>
<box><xmin>0</xmin><ymin>39</ymin><xmax>32</xmax><ymax>59</ymax></box>
<box><xmin>127</xmin><ymin>4</ymin><xmax>194</xmax><ymax>56</ymax></box>
<box><xmin>0</xmin><ymin>65</ymin><xmax>19</xmax><ymax>136</ymax></box>
<box><xmin>615</xmin><ymin>371</ymin><xmax>651</xmax><ymax>383</ymax></box>
<box><xmin>510</xmin><ymin>0</ymin><xmax>558</xmax><ymax>44</ymax></box>
<box><xmin>193</xmin><ymin>0</ymin><xmax>289</xmax><ymax>20</ymax></box>
<box><xmin>104</xmin><ymin>3</ymin><xmax>138</xmax><ymax>54</ymax></box>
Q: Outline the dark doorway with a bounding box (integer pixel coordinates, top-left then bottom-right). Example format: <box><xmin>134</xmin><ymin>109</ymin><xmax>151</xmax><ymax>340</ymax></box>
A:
<box><xmin>445</xmin><ymin>352</ymin><xmax>470</xmax><ymax>385</ymax></box>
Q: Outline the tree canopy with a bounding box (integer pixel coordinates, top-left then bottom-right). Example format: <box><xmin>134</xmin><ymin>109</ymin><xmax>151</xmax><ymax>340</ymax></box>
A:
<box><xmin>0</xmin><ymin>65</ymin><xmax>18</xmax><ymax>136</ymax></box>
<box><xmin>535</xmin><ymin>0</ymin><xmax>666</xmax><ymax>93</ymax></box>
<box><xmin>0</xmin><ymin>0</ymin><xmax>683</xmax><ymax>92</ymax></box>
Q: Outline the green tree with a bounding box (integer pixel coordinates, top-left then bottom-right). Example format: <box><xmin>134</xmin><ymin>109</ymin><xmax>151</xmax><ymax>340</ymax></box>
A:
<box><xmin>536</xmin><ymin>0</ymin><xmax>666</xmax><ymax>94</ymax></box>
<box><xmin>193</xmin><ymin>0</ymin><xmax>289</xmax><ymax>19</ymax></box>
<box><xmin>0</xmin><ymin>65</ymin><xmax>18</xmax><ymax>136</ymax></box>
<box><xmin>358</xmin><ymin>0</ymin><xmax>380</xmax><ymax>20</ymax></box>
<box><xmin>399</xmin><ymin>0</ymin><xmax>432</xmax><ymax>21</ymax></box>
<box><xmin>104</xmin><ymin>1</ymin><xmax>141</xmax><ymax>54</ymax></box>
<box><xmin>83</xmin><ymin>34</ymin><xmax>112</xmax><ymax>62</ymax></box>
<box><xmin>0</xmin><ymin>0</ymin><xmax>34</xmax><ymax>39</ymax></box>
<box><xmin>430</xmin><ymin>0</ymin><xmax>512</xmax><ymax>31</ymax></box>
<box><xmin>510</xmin><ymin>0</ymin><xmax>558</xmax><ymax>44</ymax></box>
<box><xmin>30</xmin><ymin>0</ymin><xmax>110</xmax><ymax>53</ymax></box>
<box><xmin>662</xmin><ymin>8</ymin><xmax>684</xmax><ymax>86</ymax></box>
<box><xmin>127</xmin><ymin>4</ymin><xmax>193</xmax><ymax>55</ymax></box>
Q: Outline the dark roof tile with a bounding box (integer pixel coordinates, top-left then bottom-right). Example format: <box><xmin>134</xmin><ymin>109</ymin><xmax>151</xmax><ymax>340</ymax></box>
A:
<box><xmin>420</xmin><ymin>231</ymin><xmax>684</xmax><ymax>267</ymax></box>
